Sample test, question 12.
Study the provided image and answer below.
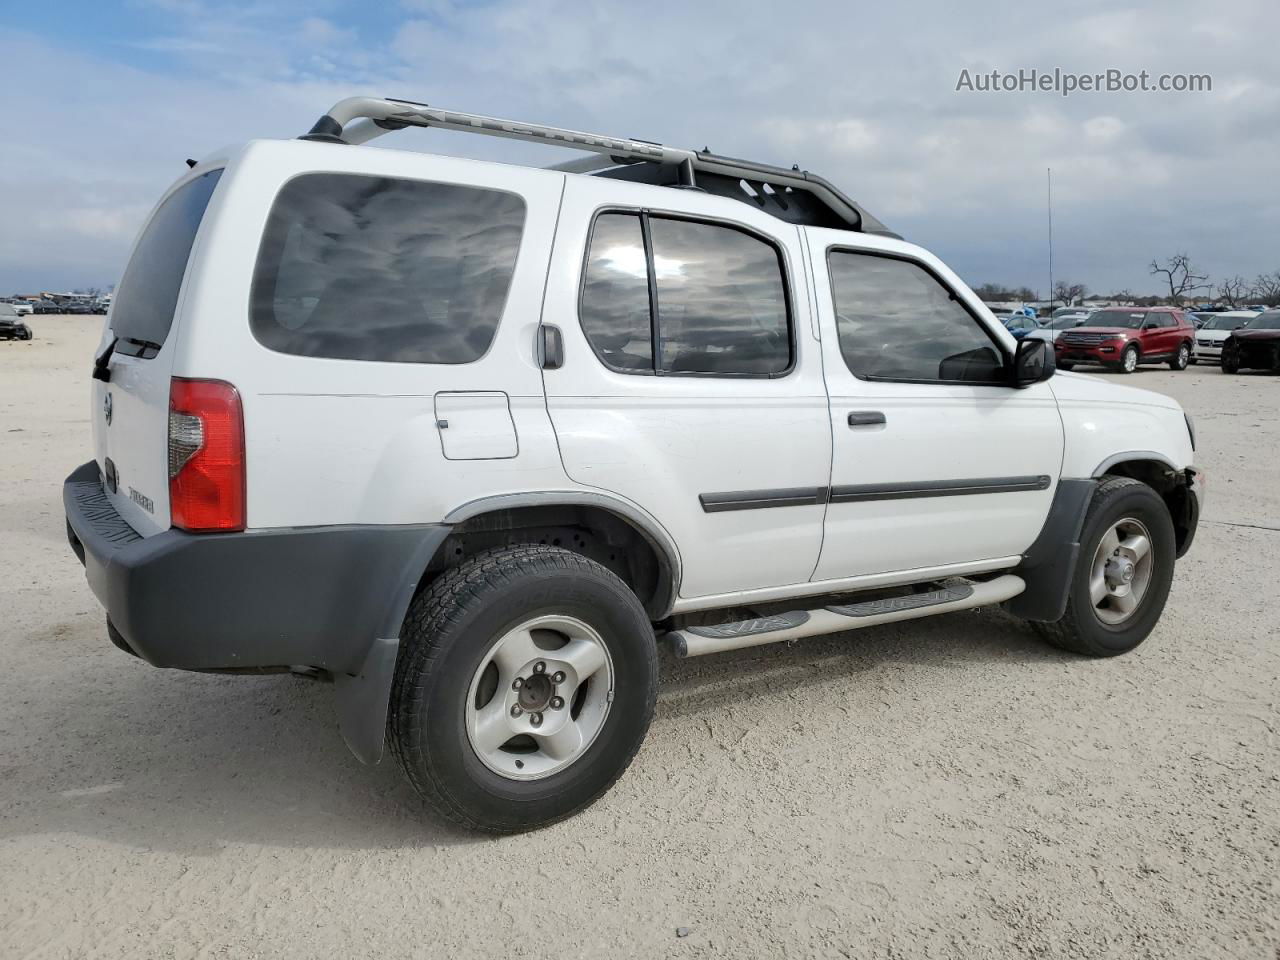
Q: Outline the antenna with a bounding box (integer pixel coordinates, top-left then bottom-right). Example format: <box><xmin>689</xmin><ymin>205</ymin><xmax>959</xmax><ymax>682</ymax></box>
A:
<box><xmin>1047</xmin><ymin>167</ymin><xmax>1054</xmax><ymax>306</ymax></box>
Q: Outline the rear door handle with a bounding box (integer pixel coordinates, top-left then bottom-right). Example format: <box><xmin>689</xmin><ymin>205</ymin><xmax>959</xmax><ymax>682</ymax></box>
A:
<box><xmin>847</xmin><ymin>411</ymin><xmax>886</xmax><ymax>427</ymax></box>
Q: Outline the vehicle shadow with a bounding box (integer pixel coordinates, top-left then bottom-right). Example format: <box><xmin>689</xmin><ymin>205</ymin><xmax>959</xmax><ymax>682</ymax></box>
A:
<box><xmin>0</xmin><ymin>660</ymin><xmax>481</xmax><ymax>854</ymax></box>
<box><xmin>1</xmin><ymin>608</ymin><xmax>1065</xmax><ymax>854</ymax></box>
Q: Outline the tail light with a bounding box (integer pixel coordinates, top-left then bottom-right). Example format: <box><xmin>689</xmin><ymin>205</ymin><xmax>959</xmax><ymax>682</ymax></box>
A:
<box><xmin>168</xmin><ymin>378</ymin><xmax>245</xmax><ymax>532</ymax></box>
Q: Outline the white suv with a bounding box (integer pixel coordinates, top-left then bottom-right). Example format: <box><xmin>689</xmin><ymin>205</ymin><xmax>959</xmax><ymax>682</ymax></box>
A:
<box><xmin>64</xmin><ymin>97</ymin><xmax>1203</xmax><ymax>832</ymax></box>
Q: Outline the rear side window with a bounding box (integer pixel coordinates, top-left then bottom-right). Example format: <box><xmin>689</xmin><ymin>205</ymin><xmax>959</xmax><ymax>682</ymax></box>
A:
<box><xmin>579</xmin><ymin>212</ymin><xmax>791</xmax><ymax>377</ymax></box>
<box><xmin>579</xmin><ymin>213</ymin><xmax>653</xmax><ymax>371</ymax></box>
<box><xmin>650</xmin><ymin>218</ymin><xmax>790</xmax><ymax>375</ymax></box>
<box><xmin>111</xmin><ymin>170</ymin><xmax>222</xmax><ymax>354</ymax></box>
<box><xmin>251</xmin><ymin>174</ymin><xmax>525</xmax><ymax>364</ymax></box>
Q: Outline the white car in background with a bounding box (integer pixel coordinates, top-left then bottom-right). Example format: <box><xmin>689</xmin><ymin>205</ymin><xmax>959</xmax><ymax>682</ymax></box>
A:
<box><xmin>1025</xmin><ymin>310</ymin><xmax>1093</xmax><ymax>344</ymax></box>
<box><xmin>3</xmin><ymin>300</ymin><xmax>34</xmax><ymax>316</ymax></box>
<box><xmin>1192</xmin><ymin>311</ymin><xmax>1259</xmax><ymax>363</ymax></box>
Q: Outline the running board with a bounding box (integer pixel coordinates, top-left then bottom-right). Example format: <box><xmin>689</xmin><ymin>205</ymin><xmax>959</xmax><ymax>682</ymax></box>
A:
<box><xmin>666</xmin><ymin>575</ymin><xmax>1025</xmax><ymax>658</ymax></box>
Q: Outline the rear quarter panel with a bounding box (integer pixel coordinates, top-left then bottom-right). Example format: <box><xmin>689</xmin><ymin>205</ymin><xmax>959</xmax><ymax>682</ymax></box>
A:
<box><xmin>172</xmin><ymin>140</ymin><xmax>573</xmax><ymax>529</ymax></box>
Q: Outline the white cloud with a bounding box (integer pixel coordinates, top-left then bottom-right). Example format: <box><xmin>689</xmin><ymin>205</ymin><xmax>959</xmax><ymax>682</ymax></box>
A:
<box><xmin>3</xmin><ymin>0</ymin><xmax>1278</xmax><ymax>296</ymax></box>
<box><xmin>1083</xmin><ymin>116</ymin><xmax>1125</xmax><ymax>142</ymax></box>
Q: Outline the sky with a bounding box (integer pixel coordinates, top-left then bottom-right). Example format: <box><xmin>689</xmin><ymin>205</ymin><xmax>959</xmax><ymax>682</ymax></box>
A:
<box><xmin>2</xmin><ymin>0</ymin><xmax>1277</xmax><ymax>297</ymax></box>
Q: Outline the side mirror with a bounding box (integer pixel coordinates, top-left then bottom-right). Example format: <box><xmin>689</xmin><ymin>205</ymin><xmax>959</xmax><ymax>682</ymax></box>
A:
<box><xmin>1012</xmin><ymin>337</ymin><xmax>1055</xmax><ymax>388</ymax></box>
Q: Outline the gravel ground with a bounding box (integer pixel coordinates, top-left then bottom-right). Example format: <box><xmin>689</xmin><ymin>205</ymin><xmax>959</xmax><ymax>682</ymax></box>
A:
<box><xmin>1</xmin><ymin>316</ymin><xmax>1276</xmax><ymax>959</ymax></box>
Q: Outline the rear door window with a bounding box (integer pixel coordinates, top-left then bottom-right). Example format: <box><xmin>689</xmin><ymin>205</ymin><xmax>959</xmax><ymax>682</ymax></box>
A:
<box><xmin>111</xmin><ymin>170</ymin><xmax>222</xmax><ymax>355</ymax></box>
<box><xmin>578</xmin><ymin>212</ymin><xmax>792</xmax><ymax>377</ymax></box>
<box><xmin>251</xmin><ymin>173</ymin><xmax>526</xmax><ymax>364</ymax></box>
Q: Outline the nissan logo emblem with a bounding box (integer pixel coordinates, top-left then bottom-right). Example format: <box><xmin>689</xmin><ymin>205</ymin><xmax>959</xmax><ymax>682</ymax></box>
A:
<box><xmin>103</xmin><ymin>391</ymin><xmax>113</xmax><ymax>425</ymax></box>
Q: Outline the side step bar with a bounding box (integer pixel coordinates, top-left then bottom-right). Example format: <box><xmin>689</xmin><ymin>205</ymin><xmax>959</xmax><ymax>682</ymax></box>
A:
<box><xmin>666</xmin><ymin>575</ymin><xmax>1025</xmax><ymax>658</ymax></box>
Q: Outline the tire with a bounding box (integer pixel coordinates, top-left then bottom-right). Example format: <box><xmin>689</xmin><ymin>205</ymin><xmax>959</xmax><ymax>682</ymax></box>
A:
<box><xmin>1168</xmin><ymin>342</ymin><xmax>1190</xmax><ymax>370</ymax></box>
<box><xmin>1057</xmin><ymin>360</ymin><xmax>1075</xmax><ymax>371</ymax></box>
<box><xmin>1119</xmin><ymin>344</ymin><xmax>1140</xmax><ymax>374</ymax></box>
<box><xmin>1221</xmin><ymin>355</ymin><xmax>1239</xmax><ymax>374</ymax></box>
<box><xmin>389</xmin><ymin>544</ymin><xmax>658</xmax><ymax>833</ymax></box>
<box><xmin>1034</xmin><ymin>476</ymin><xmax>1176</xmax><ymax>657</ymax></box>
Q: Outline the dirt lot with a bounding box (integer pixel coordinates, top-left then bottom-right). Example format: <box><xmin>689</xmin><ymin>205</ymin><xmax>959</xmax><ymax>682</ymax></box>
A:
<box><xmin>1</xmin><ymin>315</ymin><xmax>1276</xmax><ymax>959</ymax></box>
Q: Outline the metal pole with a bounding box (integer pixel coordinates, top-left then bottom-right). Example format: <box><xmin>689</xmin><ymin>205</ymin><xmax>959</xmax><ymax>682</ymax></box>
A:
<box><xmin>1047</xmin><ymin>167</ymin><xmax>1054</xmax><ymax>306</ymax></box>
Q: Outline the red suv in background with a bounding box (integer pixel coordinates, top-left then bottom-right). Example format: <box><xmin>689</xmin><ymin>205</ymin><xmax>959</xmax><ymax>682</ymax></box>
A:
<box><xmin>1054</xmin><ymin>307</ymin><xmax>1195</xmax><ymax>373</ymax></box>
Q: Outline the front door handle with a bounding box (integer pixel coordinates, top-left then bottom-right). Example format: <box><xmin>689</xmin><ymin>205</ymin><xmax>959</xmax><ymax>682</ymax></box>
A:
<box><xmin>847</xmin><ymin>411</ymin><xmax>886</xmax><ymax>427</ymax></box>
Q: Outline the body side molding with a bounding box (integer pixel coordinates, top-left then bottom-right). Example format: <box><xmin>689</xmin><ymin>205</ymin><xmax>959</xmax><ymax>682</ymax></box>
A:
<box><xmin>698</xmin><ymin>487</ymin><xmax>828</xmax><ymax>513</ymax></box>
<box><xmin>698</xmin><ymin>476</ymin><xmax>1051</xmax><ymax>513</ymax></box>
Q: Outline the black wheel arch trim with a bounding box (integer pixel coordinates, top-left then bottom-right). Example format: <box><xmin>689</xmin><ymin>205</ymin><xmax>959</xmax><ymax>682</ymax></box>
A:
<box><xmin>1092</xmin><ymin>451</ymin><xmax>1179</xmax><ymax>476</ymax></box>
<box><xmin>1004</xmin><ymin>478</ymin><xmax>1096</xmax><ymax>621</ymax></box>
<box><xmin>442</xmin><ymin>490</ymin><xmax>682</xmax><ymax>618</ymax></box>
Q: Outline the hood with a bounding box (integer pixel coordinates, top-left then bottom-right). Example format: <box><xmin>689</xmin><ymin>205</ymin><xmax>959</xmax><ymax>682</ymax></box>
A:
<box><xmin>1060</xmin><ymin>325</ymin><xmax>1136</xmax><ymax>338</ymax></box>
<box><xmin>1230</xmin><ymin>328</ymin><xmax>1280</xmax><ymax>341</ymax></box>
<box><xmin>1049</xmin><ymin>370</ymin><xmax>1182</xmax><ymax>411</ymax></box>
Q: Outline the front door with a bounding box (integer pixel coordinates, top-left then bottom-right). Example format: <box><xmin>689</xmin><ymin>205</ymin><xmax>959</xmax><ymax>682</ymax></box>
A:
<box><xmin>806</xmin><ymin>232</ymin><xmax>1064</xmax><ymax>582</ymax></box>
<box><xmin>540</xmin><ymin>177</ymin><xmax>831</xmax><ymax>601</ymax></box>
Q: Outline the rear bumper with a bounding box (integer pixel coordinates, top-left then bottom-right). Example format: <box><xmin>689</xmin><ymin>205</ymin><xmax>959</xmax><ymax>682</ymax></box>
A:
<box><xmin>64</xmin><ymin>461</ymin><xmax>449</xmax><ymax>673</ymax></box>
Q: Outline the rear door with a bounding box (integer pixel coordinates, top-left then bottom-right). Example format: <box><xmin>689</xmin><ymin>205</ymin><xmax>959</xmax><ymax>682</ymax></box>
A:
<box><xmin>93</xmin><ymin>169</ymin><xmax>223</xmax><ymax>535</ymax></box>
<box><xmin>540</xmin><ymin>177</ymin><xmax>831</xmax><ymax>602</ymax></box>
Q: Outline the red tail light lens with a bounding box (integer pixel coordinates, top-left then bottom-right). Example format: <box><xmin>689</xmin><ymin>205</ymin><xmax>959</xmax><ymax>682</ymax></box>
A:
<box><xmin>168</xmin><ymin>378</ymin><xmax>245</xmax><ymax>532</ymax></box>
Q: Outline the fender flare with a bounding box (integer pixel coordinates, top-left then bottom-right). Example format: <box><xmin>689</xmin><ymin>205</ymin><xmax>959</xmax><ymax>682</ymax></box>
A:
<box><xmin>443</xmin><ymin>489</ymin><xmax>684</xmax><ymax>617</ymax></box>
<box><xmin>1092</xmin><ymin>450</ymin><xmax>1180</xmax><ymax>477</ymax></box>
<box><xmin>337</xmin><ymin>493</ymin><xmax>684</xmax><ymax>766</ymax></box>
<box><xmin>1005</xmin><ymin>478</ymin><xmax>1096</xmax><ymax>622</ymax></box>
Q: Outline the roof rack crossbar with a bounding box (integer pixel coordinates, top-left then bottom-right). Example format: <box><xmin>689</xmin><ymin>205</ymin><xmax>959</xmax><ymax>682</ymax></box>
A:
<box><xmin>301</xmin><ymin>96</ymin><xmax>894</xmax><ymax>235</ymax></box>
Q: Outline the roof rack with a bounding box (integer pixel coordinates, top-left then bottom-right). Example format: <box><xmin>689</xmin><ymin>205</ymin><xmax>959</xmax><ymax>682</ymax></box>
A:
<box><xmin>301</xmin><ymin>97</ymin><xmax>897</xmax><ymax>237</ymax></box>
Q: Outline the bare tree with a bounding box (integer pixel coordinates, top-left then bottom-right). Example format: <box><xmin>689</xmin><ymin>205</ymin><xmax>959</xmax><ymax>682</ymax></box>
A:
<box><xmin>1149</xmin><ymin>254</ymin><xmax>1209</xmax><ymax>306</ymax></box>
<box><xmin>1252</xmin><ymin>271</ymin><xmax>1280</xmax><ymax>308</ymax></box>
<box><xmin>973</xmin><ymin>283</ymin><xmax>1039</xmax><ymax>303</ymax></box>
<box><xmin>1052</xmin><ymin>281</ymin><xmax>1088</xmax><ymax>307</ymax></box>
<box><xmin>1215</xmin><ymin>275</ymin><xmax>1251</xmax><ymax>308</ymax></box>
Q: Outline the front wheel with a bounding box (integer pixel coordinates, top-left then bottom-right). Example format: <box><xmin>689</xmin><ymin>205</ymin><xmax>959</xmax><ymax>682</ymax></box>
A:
<box><xmin>1033</xmin><ymin>476</ymin><xmax>1175</xmax><ymax>656</ymax></box>
<box><xmin>1168</xmin><ymin>342</ymin><xmax>1190</xmax><ymax>370</ymax></box>
<box><xmin>1119</xmin><ymin>344</ymin><xmax>1140</xmax><ymax>374</ymax></box>
<box><xmin>1221</xmin><ymin>355</ymin><xmax>1239</xmax><ymax>374</ymax></box>
<box><xmin>1057</xmin><ymin>360</ymin><xmax>1075</xmax><ymax>371</ymax></box>
<box><xmin>389</xmin><ymin>545</ymin><xmax>658</xmax><ymax>833</ymax></box>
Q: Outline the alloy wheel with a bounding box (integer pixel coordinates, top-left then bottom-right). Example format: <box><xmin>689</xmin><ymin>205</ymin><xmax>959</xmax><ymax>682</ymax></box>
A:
<box><xmin>1089</xmin><ymin>517</ymin><xmax>1154</xmax><ymax>625</ymax></box>
<box><xmin>465</xmin><ymin>614</ymin><xmax>614</xmax><ymax>780</ymax></box>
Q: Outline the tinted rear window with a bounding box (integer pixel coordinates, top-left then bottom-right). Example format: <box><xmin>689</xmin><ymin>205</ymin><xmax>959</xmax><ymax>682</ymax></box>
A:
<box><xmin>250</xmin><ymin>173</ymin><xmax>525</xmax><ymax>364</ymax></box>
<box><xmin>111</xmin><ymin>170</ymin><xmax>222</xmax><ymax>350</ymax></box>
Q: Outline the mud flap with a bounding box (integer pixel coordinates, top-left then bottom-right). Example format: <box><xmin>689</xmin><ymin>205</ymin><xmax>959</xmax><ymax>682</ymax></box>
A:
<box><xmin>334</xmin><ymin>636</ymin><xmax>400</xmax><ymax>764</ymax></box>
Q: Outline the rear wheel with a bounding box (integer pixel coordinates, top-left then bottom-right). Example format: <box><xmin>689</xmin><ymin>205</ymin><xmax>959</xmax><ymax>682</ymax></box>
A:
<box><xmin>1034</xmin><ymin>476</ymin><xmax>1175</xmax><ymax>657</ymax></box>
<box><xmin>389</xmin><ymin>544</ymin><xmax>658</xmax><ymax>833</ymax></box>
<box><xmin>1119</xmin><ymin>344</ymin><xmax>1140</xmax><ymax>373</ymax></box>
<box><xmin>1168</xmin><ymin>342</ymin><xmax>1190</xmax><ymax>370</ymax></box>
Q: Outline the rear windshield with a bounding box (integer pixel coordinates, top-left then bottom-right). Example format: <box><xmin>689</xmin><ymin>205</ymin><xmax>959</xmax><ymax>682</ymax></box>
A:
<box><xmin>111</xmin><ymin>170</ymin><xmax>222</xmax><ymax>353</ymax></box>
<box><xmin>250</xmin><ymin>173</ymin><xmax>526</xmax><ymax>364</ymax></box>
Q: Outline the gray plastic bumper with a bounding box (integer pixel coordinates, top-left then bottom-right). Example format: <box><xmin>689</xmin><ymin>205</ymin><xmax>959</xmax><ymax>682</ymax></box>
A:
<box><xmin>64</xmin><ymin>461</ymin><xmax>450</xmax><ymax>762</ymax></box>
